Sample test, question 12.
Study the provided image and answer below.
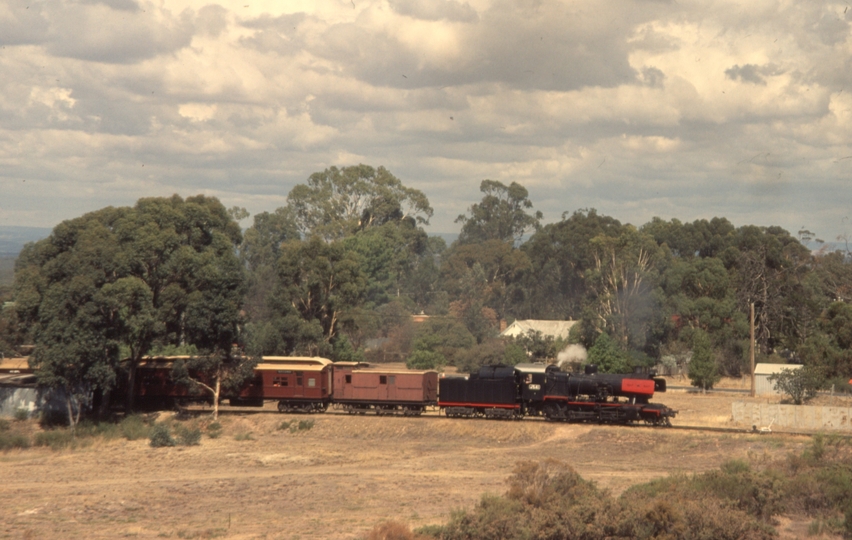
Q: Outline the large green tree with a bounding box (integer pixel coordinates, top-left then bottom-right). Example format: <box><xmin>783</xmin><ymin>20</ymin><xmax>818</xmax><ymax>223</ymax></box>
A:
<box><xmin>730</xmin><ymin>225</ymin><xmax>815</xmax><ymax>353</ymax></box>
<box><xmin>441</xmin><ymin>239</ymin><xmax>532</xmax><ymax>322</ymax></box>
<box><xmin>688</xmin><ymin>329</ymin><xmax>720</xmax><ymax>392</ymax></box>
<box><xmin>286</xmin><ymin>164</ymin><xmax>432</xmax><ymax>241</ymax></box>
<box><xmin>586</xmin><ymin>332</ymin><xmax>631</xmax><ymax>374</ymax></box>
<box><xmin>456</xmin><ymin>180</ymin><xmax>542</xmax><ymax>245</ymax></box>
<box><xmin>521</xmin><ymin>209</ymin><xmax>624</xmax><ymax>320</ymax></box>
<box><xmin>264</xmin><ymin>237</ymin><xmax>365</xmax><ymax>357</ymax></box>
<box><xmin>584</xmin><ymin>226</ymin><xmax>665</xmax><ymax>351</ymax></box>
<box><xmin>14</xmin><ymin>195</ymin><xmax>246</xmax><ymax>416</ymax></box>
<box><xmin>241</xmin><ymin>165</ymin><xmax>438</xmax><ymax>357</ymax></box>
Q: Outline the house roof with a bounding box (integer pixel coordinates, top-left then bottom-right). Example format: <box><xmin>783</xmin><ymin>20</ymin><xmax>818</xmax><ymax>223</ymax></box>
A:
<box><xmin>754</xmin><ymin>363</ymin><xmax>803</xmax><ymax>375</ymax></box>
<box><xmin>501</xmin><ymin>320</ymin><xmax>577</xmax><ymax>340</ymax></box>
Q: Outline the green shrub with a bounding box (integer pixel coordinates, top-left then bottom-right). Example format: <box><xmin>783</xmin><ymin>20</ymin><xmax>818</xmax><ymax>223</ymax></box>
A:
<box><xmin>768</xmin><ymin>365</ymin><xmax>825</xmax><ymax>405</ymax></box>
<box><xmin>0</xmin><ymin>431</ymin><xmax>30</xmax><ymax>450</ymax></box>
<box><xmin>206</xmin><ymin>421</ymin><xmax>222</xmax><ymax>439</ymax></box>
<box><xmin>406</xmin><ymin>350</ymin><xmax>445</xmax><ymax>370</ymax></box>
<box><xmin>33</xmin><ymin>429</ymin><xmax>78</xmax><ymax>450</ymax></box>
<box><xmin>293</xmin><ymin>420</ymin><xmax>314</xmax><ymax>432</ymax></box>
<box><xmin>149</xmin><ymin>424</ymin><xmax>176</xmax><ymax>447</ymax></box>
<box><xmin>0</xmin><ymin>418</ymin><xmax>9</xmax><ymax>432</ymax></box>
<box><xmin>175</xmin><ymin>425</ymin><xmax>201</xmax><ymax>446</ymax></box>
<box><xmin>691</xmin><ymin>466</ymin><xmax>784</xmax><ymax>519</ymax></box>
<box><xmin>234</xmin><ymin>432</ymin><xmax>253</xmax><ymax>441</ymax></box>
<box><xmin>14</xmin><ymin>408</ymin><xmax>29</xmax><ymax>421</ymax></box>
<box><xmin>120</xmin><ymin>415</ymin><xmax>152</xmax><ymax>441</ymax></box>
<box><xmin>720</xmin><ymin>459</ymin><xmax>751</xmax><ymax>475</ymax></box>
<box><xmin>808</xmin><ymin>517</ymin><xmax>843</xmax><ymax>537</ymax></box>
<box><xmin>278</xmin><ymin>419</ymin><xmax>314</xmax><ymax>433</ymax></box>
<box><xmin>412</xmin><ymin>524</ymin><xmax>443</xmax><ymax>538</ymax></box>
<box><xmin>363</xmin><ymin>521</ymin><xmax>436</xmax><ymax>540</ymax></box>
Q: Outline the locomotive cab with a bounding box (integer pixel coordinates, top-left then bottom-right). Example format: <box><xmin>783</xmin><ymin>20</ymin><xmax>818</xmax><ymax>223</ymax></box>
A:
<box><xmin>514</xmin><ymin>363</ymin><xmax>549</xmax><ymax>415</ymax></box>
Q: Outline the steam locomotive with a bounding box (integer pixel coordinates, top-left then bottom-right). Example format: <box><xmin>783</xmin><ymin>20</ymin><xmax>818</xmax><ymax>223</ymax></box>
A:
<box><xmin>126</xmin><ymin>357</ymin><xmax>676</xmax><ymax>426</ymax></box>
<box><xmin>440</xmin><ymin>363</ymin><xmax>676</xmax><ymax>426</ymax></box>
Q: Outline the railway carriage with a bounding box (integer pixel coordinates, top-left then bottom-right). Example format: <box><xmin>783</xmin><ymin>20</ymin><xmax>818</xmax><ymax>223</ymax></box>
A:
<box><xmin>237</xmin><ymin>357</ymin><xmax>333</xmax><ymax>413</ymax></box>
<box><xmin>332</xmin><ymin>363</ymin><xmax>437</xmax><ymax>415</ymax></box>
<box><xmin>132</xmin><ymin>356</ymin><xmax>201</xmax><ymax>408</ymax></box>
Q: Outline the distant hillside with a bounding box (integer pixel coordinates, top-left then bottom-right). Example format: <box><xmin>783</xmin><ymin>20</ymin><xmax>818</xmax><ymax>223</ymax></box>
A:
<box><xmin>0</xmin><ymin>226</ymin><xmax>51</xmax><ymax>256</ymax></box>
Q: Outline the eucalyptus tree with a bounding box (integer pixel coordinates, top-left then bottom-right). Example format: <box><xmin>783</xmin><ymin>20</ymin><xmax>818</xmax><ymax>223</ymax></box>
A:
<box><xmin>440</xmin><ymin>239</ymin><xmax>533</xmax><ymax>322</ymax></box>
<box><xmin>521</xmin><ymin>209</ymin><xmax>624</xmax><ymax>320</ymax></box>
<box><xmin>286</xmin><ymin>164</ymin><xmax>433</xmax><ymax>241</ymax></box>
<box><xmin>267</xmin><ymin>237</ymin><xmax>365</xmax><ymax>356</ymax></box>
<box><xmin>171</xmin><ymin>351</ymin><xmax>258</xmax><ymax>420</ymax></box>
<box><xmin>729</xmin><ymin>225</ymin><xmax>815</xmax><ymax>353</ymax></box>
<box><xmin>242</xmin><ymin>165</ymin><xmax>435</xmax><ymax>357</ymax></box>
<box><xmin>455</xmin><ymin>180</ymin><xmax>542</xmax><ymax>245</ymax></box>
<box><xmin>14</xmin><ymin>208</ymin><xmax>129</xmax><ymax>427</ymax></box>
<box><xmin>584</xmin><ymin>226</ymin><xmax>665</xmax><ymax>351</ymax></box>
<box><xmin>14</xmin><ymin>195</ymin><xmax>247</xmax><ymax>417</ymax></box>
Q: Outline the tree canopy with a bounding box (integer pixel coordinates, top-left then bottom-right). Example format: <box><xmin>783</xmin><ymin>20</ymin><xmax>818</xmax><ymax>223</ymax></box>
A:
<box><xmin>286</xmin><ymin>164</ymin><xmax>433</xmax><ymax>241</ymax></box>
<box><xmin>13</xmin><ymin>195</ymin><xmax>246</xmax><ymax>418</ymax></box>
<box><xmin>456</xmin><ymin>180</ymin><xmax>542</xmax><ymax>245</ymax></box>
<box><xmin>5</xmin><ymin>166</ymin><xmax>852</xmax><ymax>419</ymax></box>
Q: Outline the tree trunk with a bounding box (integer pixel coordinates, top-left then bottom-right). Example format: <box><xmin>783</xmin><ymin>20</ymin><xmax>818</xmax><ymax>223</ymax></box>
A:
<box><xmin>65</xmin><ymin>392</ymin><xmax>80</xmax><ymax>433</ymax></box>
<box><xmin>212</xmin><ymin>376</ymin><xmax>221</xmax><ymax>421</ymax></box>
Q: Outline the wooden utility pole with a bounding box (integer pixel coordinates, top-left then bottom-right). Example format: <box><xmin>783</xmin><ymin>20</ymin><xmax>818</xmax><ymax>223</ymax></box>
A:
<box><xmin>750</xmin><ymin>302</ymin><xmax>755</xmax><ymax>397</ymax></box>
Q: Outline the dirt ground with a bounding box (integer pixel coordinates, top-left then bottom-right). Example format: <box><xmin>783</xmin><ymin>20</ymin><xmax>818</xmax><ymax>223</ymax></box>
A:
<box><xmin>1</xmin><ymin>383</ymin><xmax>849</xmax><ymax>540</ymax></box>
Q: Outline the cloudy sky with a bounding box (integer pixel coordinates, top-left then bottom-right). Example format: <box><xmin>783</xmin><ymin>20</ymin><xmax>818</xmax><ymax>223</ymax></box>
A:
<box><xmin>1</xmin><ymin>0</ymin><xmax>851</xmax><ymax>242</ymax></box>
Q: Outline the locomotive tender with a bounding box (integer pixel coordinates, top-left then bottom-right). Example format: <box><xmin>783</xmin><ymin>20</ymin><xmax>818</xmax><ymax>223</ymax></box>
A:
<box><xmin>126</xmin><ymin>356</ymin><xmax>675</xmax><ymax>426</ymax></box>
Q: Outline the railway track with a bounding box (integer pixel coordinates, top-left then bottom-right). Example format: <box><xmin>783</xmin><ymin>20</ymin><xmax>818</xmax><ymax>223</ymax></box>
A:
<box><xmin>175</xmin><ymin>404</ymin><xmax>852</xmax><ymax>438</ymax></box>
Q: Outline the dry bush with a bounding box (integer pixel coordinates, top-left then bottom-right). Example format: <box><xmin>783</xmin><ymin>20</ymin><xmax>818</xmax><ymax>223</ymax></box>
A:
<box><xmin>373</xmin><ymin>445</ymin><xmax>852</xmax><ymax>540</ymax></box>
<box><xmin>362</xmin><ymin>520</ymin><xmax>433</xmax><ymax>540</ymax></box>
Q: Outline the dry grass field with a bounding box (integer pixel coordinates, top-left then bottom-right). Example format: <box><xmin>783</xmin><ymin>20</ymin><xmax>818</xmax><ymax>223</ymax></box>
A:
<box><xmin>0</xmin><ymin>382</ymin><xmax>848</xmax><ymax>540</ymax></box>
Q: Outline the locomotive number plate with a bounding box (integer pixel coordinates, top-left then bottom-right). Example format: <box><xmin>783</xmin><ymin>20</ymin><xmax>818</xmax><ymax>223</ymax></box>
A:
<box><xmin>528</xmin><ymin>384</ymin><xmax>541</xmax><ymax>390</ymax></box>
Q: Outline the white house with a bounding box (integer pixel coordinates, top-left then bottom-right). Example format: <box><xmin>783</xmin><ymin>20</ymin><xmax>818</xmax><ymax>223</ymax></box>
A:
<box><xmin>501</xmin><ymin>320</ymin><xmax>577</xmax><ymax>340</ymax></box>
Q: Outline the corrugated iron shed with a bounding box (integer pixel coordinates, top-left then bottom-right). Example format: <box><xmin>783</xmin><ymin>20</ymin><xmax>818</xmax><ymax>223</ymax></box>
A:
<box><xmin>754</xmin><ymin>363</ymin><xmax>802</xmax><ymax>395</ymax></box>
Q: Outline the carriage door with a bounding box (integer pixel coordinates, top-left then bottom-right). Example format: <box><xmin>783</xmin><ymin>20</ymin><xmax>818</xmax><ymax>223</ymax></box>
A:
<box><xmin>294</xmin><ymin>371</ymin><xmax>303</xmax><ymax>397</ymax></box>
<box><xmin>379</xmin><ymin>375</ymin><xmax>391</xmax><ymax>400</ymax></box>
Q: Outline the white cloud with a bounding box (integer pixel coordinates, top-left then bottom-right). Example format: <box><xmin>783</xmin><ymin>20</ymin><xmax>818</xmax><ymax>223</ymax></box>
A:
<box><xmin>0</xmin><ymin>0</ymin><xmax>850</xmax><ymax>245</ymax></box>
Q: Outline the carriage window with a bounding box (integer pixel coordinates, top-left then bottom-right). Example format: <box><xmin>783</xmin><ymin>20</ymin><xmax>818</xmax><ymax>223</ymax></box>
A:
<box><xmin>308</xmin><ymin>378</ymin><xmax>316</xmax><ymax>387</ymax></box>
<box><xmin>296</xmin><ymin>371</ymin><xmax>303</xmax><ymax>386</ymax></box>
<box><xmin>282</xmin><ymin>378</ymin><xmax>288</xmax><ymax>387</ymax></box>
<box><xmin>345</xmin><ymin>375</ymin><xmax>352</xmax><ymax>384</ymax></box>
<box><xmin>388</xmin><ymin>376</ymin><xmax>395</xmax><ymax>385</ymax></box>
<box><xmin>380</xmin><ymin>375</ymin><xmax>387</xmax><ymax>384</ymax></box>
